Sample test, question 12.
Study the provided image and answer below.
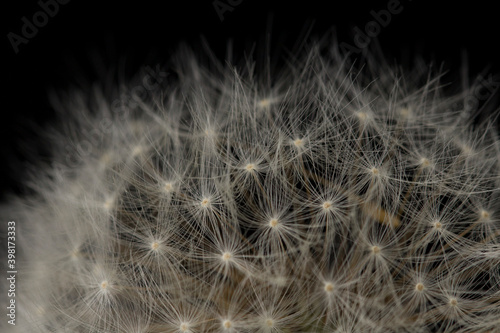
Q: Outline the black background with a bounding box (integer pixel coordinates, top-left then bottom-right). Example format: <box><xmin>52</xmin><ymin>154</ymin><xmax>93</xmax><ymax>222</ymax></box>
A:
<box><xmin>2</xmin><ymin>0</ymin><xmax>500</xmax><ymax>199</ymax></box>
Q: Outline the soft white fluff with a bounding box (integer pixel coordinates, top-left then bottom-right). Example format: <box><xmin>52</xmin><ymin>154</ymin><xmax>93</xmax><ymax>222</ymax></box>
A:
<box><xmin>1</xmin><ymin>40</ymin><xmax>499</xmax><ymax>333</ymax></box>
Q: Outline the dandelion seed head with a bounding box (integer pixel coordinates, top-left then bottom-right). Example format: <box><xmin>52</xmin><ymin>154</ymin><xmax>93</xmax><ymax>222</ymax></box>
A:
<box><xmin>151</xmin><ymin>241</ymin><xmax>160</xmax><ymax>252</ymax></box>
<box><xmin>324</xmin><ymin>282</ymin><xmax>335</xmax><ymax>294</ymax></box>
<box><xmin>200</xmin><ymin>198</ymin><xmax>211</xmax><ymax>208</ymax></box>
<box><xmin>245</xmin><ymin>163</ymin><xmax>255</xmax><ymax>172</ymax></box>
<box><xmin>163</xmin><ymin>182</ymin><xmax>174</xmax><ymax>192</ymax></box>
<box><xmin>356</xmin><ymin>111</ymin><xmax>368</xmax><ymax>121</ymax></box>
<box><xmin>322</xmin><ymin>201</ymin><xmax>333</xmax><ymax>211</ymax></box>
<box><xmin>221</xmin><ymin>251</ymin><xmax>232</xmax><ymax>262</ymax></box>
<box><xmin>433</xmin><ymin>221</ymin><xmax>443</xmax><ymax>230</ymax></box>
<box><xmin>269</xmin><ymin>218</ymin><xmax>279</xmax><ymax>228</ymax></box>
<box><xmin>179</xmin><ymin>322</ymin><xmax>190</xmax><ymax>332</ymax></box>
<box><xmin>420</xmin><ymin>157</ymin><xmax>431</xmax><ymax>168</ymax></box>
<box><xmin>371</xmin><ymin>245</ymin><xmax>381</xmax><ymax>255</ymax></box>
<box><xmin>204</xmin><ymin>128</ymin><xmax>215</xmax><ymax>137</ymax></box>
<box><xmin>131</xmin><ymin>145</ymin><xmax>144</xmax><ymax>157</ymax></box>
<box><xmin>480</xmin><ymin>210</ymin><xmax>490</xmax><ymax>220</ymax></box>
<box><xmin>4</xmin><ymin>37</ymin><xmax>500</xmax><ymax>333</ymax></box>
<box><xmin>222</xmin><ymin>319</ymin><xmax>232</xmax><ymax>329</ymax></box>
<box><xmin>100</xmin><ymin>280</ymin><xmax>109</xmax><ymax>290</ymax></box>
<box><xmin>103</xmin><ymin>197</ymin><xmax>115</xmax><ymax>210</ymax></box>
<box><xmin>460</xmin><ymin>143</ymin><xmax>473</xmax><ymax>155</ymax></box>
<box><xmin>293</xmin><ymin>138</ymin><xmax>304</xmax><ymax>148</ymax></box>
<box><xmin>258</xmin><ymin>98</ymin><xmax>271</xmax><ymax>108</ymax></box>
<box><xmin>399</xmin><ymin>107</ymin><xmax>412</xmax><ymax>119</ymax></box>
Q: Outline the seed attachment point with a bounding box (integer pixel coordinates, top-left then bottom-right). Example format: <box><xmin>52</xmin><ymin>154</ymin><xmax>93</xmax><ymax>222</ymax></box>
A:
<box><xmin>200</xmin><ymin>198</ymin><xmax>211</xmax><ymax>208</ymax></box>
<box><xmin>371</xmin><ymin>246</ymin><xmax>381</xmax><ymax>255</ymax></box>
<box><xmin>100</xmin><ymin>280</ymin><xmax>108</xmax><ymax>290</ymax></box>
<box><xmin>293</xmin><ymin>138</ymin><xmax>304</xmax><ymax>148</ymax></box>
<box><xmin>269</xmin><ymin>218</ymin><xmax>279</xmax><ymax>228</ymax></box>
<box><xmin>221</xmin><ymin>252</ymin><xmax>232</xmax><ymax>262</ymax></box>
<box><xmin>223</xmin><ymin>320</ymin><xmax>232</xmax><ymax>329</ymax></box>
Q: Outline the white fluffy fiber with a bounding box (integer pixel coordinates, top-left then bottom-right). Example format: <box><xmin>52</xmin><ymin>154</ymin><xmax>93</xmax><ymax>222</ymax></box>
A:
<box><xmin>2</xmin><ymin>41</ymin><xmax>500</xmax><ymax>332</ymax></box>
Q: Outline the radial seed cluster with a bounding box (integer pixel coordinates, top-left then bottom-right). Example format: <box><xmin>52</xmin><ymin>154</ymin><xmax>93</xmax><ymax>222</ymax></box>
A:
<box><xmin>2</xmin><ymin>44</ymin><xmax>500</xmax><ymax>332</ymax></box>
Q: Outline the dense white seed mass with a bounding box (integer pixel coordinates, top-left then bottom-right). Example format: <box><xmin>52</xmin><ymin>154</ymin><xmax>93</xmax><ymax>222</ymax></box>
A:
<box><xmin>1</xmin><ymin>41</ymin><xmax>500</xmax><ymax>333</ymax></box>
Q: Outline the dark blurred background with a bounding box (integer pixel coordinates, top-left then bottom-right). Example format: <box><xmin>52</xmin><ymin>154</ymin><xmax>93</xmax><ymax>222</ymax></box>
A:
<box><xmin>2</xmin><ymin>0</ymin><xmax>500</xmax><ymax>199</ymax></box>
